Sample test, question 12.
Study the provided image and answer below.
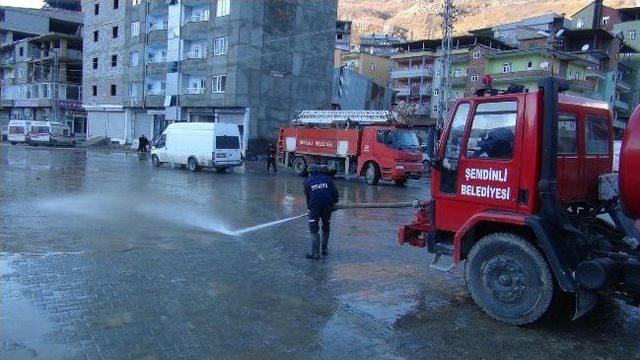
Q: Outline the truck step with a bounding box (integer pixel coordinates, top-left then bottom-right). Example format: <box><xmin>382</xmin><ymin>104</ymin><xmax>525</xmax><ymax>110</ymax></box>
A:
<box><xmin>434</xmin><ymin>242</ymin><xmax>453</xmax><ymax>256</ymax></box>
<box><xmin>430</xmin><ymin>253</ymin><xmax>455</xmax><ymax>272</ymax></box>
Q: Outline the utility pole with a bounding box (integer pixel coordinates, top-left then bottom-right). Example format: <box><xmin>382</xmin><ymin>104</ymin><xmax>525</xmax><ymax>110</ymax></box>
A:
<box><xmin>52</xmin><ymin>49</ymin><xmax>59</xmax><ymax>123</ymax></box>
<box><xmin>436</xmin><ymin>0</ymin><xmax>454</xmax><ymax>148</ymax></box>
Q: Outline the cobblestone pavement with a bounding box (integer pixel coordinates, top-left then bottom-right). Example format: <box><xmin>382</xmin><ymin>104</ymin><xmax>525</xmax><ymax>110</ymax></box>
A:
<box><xmin>1</xmin><ymin>144</ymin><xmax>639</xmax><ymax>360</ymax></box>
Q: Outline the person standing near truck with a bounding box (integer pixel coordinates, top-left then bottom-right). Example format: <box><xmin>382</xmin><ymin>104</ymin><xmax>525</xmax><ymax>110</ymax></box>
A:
<box><xmin>303</xmin><ymin>165</ymin><xmax>339</xmax><ymax>260</ymax></box>
<box><xmin>266</xmin><ymin>143</ymin><xmax>277</xmax><ymax>173</ymax></box>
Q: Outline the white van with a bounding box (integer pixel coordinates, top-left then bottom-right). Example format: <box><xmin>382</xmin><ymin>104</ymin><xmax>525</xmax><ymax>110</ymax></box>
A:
<box><xmin>151</xmin><ymin>122</ymin><xmax>242</xmax><ymax>172</ymax></box>
<box><xmin>29</xmin><ymin>121</ymin><xmax>75</xmax><ymax>147</ymax></box>
<box><xmin>8</xmin><ymin>120</ymin><xmax>31</xmax><ymax>144</ymax></box>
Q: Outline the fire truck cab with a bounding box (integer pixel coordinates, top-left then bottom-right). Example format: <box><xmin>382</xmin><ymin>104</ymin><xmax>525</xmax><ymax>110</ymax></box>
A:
<box><xmin>399</xmin><ymin>78</ymin><xmax>640</xmax><ymax>325</ymax></box>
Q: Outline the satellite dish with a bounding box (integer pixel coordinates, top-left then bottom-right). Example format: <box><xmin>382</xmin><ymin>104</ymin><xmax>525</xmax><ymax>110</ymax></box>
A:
<box><xmin>555</xmin><ymin>29</ymin><xmax>565</xmax><ymax>37</ymax></box>
<box><xmin>540</xmin><ymin>61</ymin><xmax>550</xmax><ymax>69</ymax></box>
<box><xmin>581</xmin><ymin>44</ymin><xmax>590</xmax><ymax>51</ymax></box>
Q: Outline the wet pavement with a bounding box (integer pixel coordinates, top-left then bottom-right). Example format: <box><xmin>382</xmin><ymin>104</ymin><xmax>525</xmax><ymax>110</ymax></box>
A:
<box><xmin>1</xmin><ymin>143</ymin><xmax>639</xmax><ymax>360</ymax></box>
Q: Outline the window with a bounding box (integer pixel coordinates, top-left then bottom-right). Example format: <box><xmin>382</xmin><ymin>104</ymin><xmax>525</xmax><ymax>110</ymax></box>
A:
<box><xmin>131</xmin><ymin>22</ymin><xmax>140</xmax><ymax>37</ymax></box>
<box><xmin>466</xmin><ymin>101</ymin><xmax>517</xmax><ymax>159</ymax></box>
<box><xmin>216</xmin><ymin>136</ymin><xmax>240</xmax><ymax>149</ymax></box>
<box><xmin>630</xmin><ymin>30</ymin><xmax>637</xmax><ymax>40</ymax></box>
<box><xmin>130</xmin><ymin>51</ymin><xmax>139</xmax><ymax>66</ymax></box>
<box><xmin>92</xmin><ymin>57</ymin><xmax>98</xmax><ymax>69</ymax></box>
<box><xmin>19</xmin><ymin>47</ymin><xmax>23</xmax><ymax>56</ymax></box>
<box><xmin>435</xmin><ymin>70</ymin><xmax>440</xmax><ymax>77</ymax></box>
<box><xmin>558</xmin><ymin>114</ymin><xmax>578</xmax><ymax>154</ymax></box>
<box><xmin>502</xmin><ymin>63</ymin><xmax>512</xmax><ymax>73</ymax></box>
<box><xmin>213</xmin><ymin>36</ymin><xmax>228</xmax><ymax>55</ymax></box>
<box><xmin>453</xmin><ymin>68</ymin><xmax>461</xmax><ymax>77</ymax></box>
<box><xmin>114</xmin><ymin>0</ymin><xmax>119</xmax><ymax>9</ymax></box>
<box><xmin>434</xmin><ymin>88</ymin><xmax>439</xmax><ymax>96</ymax></box>
<box><xmin>93</xmin><ymin>30</ymin><xmax>99</xmax><ymax>42</ymax></box>
<box><xmin>94</xmin><ymin>3</ymin><xmax>99</xmax><ymax>15</ymax></box>
<box><xmin>470</xmin><ymin>74</ymin><xmax>479</xmax><ymax>82</ymax></box>
<box><xmin>217</xmin><ymin>0</ymin><xmax>230</xmax><ymax>16</ymax></box>
<box><xmin>111</xmin><ymin>54</ymin><xmax>118</xmax><ymax>67</ymax></box>
<box><xmin>585</xmin><ymin>117</ymin><xmax>609</xmax><ymax>154</ymax></box>
<box><xmin>601</xmin><ymin>16</ymin><xmax>609</xmax><ymax>26</ymax></box>
<box><xmin>433</xmin><ymin>104</ymin><xmax>438</xmax><ymax>112</ymax></box>
<box><xmin>92</xmin><ymin>85</ymin><xmax>97</xmax><ymax>96</ymax></box>
<box><xmin>473</xmin><ymin>51</ymin><xmax>481</xmax><ymax>59</ymax></box>
<box><xmin>112</xmin><ymin>26</ymin><xmax>119</xmax><ymax>38</ymax></box>
<box><xmin>212</xmin><ymin>75</ymin><xmax>226</xmax><ymax>93</ymax></box>
<box><xmin>132</xmin><ymin>0</ymin><xmax>141</xmax><ymax>5</ymax></box>
<box><xmin>527</xmin><ymin>61</ymin><xmax>533</xmax><ymax>70</ymax></box>
<box><xmin>130</xmin><ymin>83</ymin><xmax>139</xmax><ymax>98</ymax></box>
<box><xmin>111</xmin><ymin>84</ymin><xmax>117</xmax><ymax>96</ymax></box>
<box><xmin>577</xmin><ymin>18</ymin><xmax>585</xmax><ymax>29</ymax></box>
<box><xmin>0</xmin><ymin>9</ymin><xmax>5</xmax><ymax>22</ymax></box>
<box><xmin>440</xmin><ymin>103</ymin><xmax>470</xmax><ymax>193</ymax></box>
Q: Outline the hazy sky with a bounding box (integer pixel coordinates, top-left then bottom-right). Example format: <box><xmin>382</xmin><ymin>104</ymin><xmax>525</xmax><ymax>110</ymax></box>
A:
<box><xmin>0</xmin><ymin>0</ymin><xmax>44</xmax><ymax>8</ymax></box>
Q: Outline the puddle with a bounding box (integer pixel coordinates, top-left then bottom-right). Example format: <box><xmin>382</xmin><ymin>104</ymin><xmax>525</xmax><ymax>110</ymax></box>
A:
<box><xmin>0</xmin><ymin>257</ymin><xmax>76</xmax><ymax>360</ymax></box>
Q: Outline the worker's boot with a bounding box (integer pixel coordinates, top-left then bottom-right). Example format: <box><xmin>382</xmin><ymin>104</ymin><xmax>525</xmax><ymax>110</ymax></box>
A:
<box><xmin>305</xmin><ymin>233</ymin><xmax>321</xmax><ymax>260</ymax></box>
<box><xmin>321</xmin><ymin>231</ymin><xmax>330</xmax><ymax>256</ymax></box>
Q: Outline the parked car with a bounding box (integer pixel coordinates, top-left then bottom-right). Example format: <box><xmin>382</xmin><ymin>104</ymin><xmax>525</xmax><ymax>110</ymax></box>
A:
<box><xmin>151</xmin><ymin>122</ymin><xmax>242</xmax><ymax>172</ymax></box>
<box><xmin>29</xmin><ymin>121</ymin><xmax>75</xmax><ymax>147</ymax></box>
<box><xmin>8</xmin><ymin>120</ymin><xmax>31</xmax><ymax>145</ymax></box>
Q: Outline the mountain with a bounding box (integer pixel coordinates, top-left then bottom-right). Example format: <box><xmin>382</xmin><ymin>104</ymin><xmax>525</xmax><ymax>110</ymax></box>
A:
<box><xmin>338</xmin><ymin>0</ymin><xmax>640</xmax><ymax>43</ymax></box>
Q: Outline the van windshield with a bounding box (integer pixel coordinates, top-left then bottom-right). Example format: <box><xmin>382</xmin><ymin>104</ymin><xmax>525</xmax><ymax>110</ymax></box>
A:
<box><xmin>31</xmin><ymin>126</ymin><xmax>49</xmax><ymax>134</ymax></box>
<box><xmin>216</xmin><ymin>136</ymin><xmax>240</xmax><ymax>149</ymax></box>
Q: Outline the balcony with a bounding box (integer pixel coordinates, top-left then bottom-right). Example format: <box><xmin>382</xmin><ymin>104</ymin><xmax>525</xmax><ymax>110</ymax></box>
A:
<box><xmin>181</xmin><ymin>87</ymin><xmax>205</xmax><ymax>95</ymax></box>
<box><xmin>148</xmin><ymin>21</ymin><xmax>168</xmax><ymax>33</ymax></box>
<box><xmin>146</xmin><ymin>56</ymin><xmax>166</xmax><ymax>64</ymax></box>
<box><xmin>182</xmin><ymin>50</ymin><xmax>207</xmax><ymax>60</ymax></box>
<box><xmin>586</xmin><ymin>69</ymin><xmax>606</xmax><ymax>80</ymax></box>
<box><xmin>566</xmin><ymin>78</ymin><xmax>596</xmax><ymax>92</ymax></box>
<box><xmin>490</xmin><ymin>70</ymin><xmax>550</xmax><ymax>83</ymax></box>
<box><xmin>182</xmin><ymin>12</ymin><xmax>209</xmax><ymax>26</ymax></box>
<box><xmin>617</xmin><ymin>80</ymin><xmax>631</xmax><ymax>91</ymax></box>
<box><xmin>395</xmin><ymin>84</ymin><xmax>431</xmax><ymax>96</ymax></box>
<box><xmin>390</xmin><ymin>68</ymin><xmax>433</xmax><ymax>79</ymax></box>
<box><xmin>614</xmin><ymin>99</ymin><xmax>629</xmax><ymax>111</ymax></box>
<box><xmin>146</xmin><ymin>89</ymin><xmax>165</xmax><ymax>96</ymax></box>
<box><xmin>451</xmin><ymin>76</ymin><xmax>467</xmax><ymax>86</ymax></box>
<box><xmin>145</xmin><ymin>94</ymin><xmax>164</xmax><ymax>108</ymax></box>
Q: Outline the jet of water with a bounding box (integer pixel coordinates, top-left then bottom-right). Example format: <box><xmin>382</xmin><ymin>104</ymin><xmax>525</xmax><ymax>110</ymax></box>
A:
<box><xmin>228</xmin><ymin>213</ymin><xmax>308</xmax><ymax>236</ymax></box>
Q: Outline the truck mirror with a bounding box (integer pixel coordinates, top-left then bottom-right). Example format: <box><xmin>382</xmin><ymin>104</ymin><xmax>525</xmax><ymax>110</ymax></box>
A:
<box><xmin>429</xmin><ymin>157</ymin><xmax>443</xmax><ymax>170</ymax></box>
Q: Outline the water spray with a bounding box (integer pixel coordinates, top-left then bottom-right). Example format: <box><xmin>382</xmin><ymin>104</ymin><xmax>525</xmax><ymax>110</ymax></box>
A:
<box><xmin>226</xmin><ymin>200</ymin><xmax>421</xmax><ymax>236</ymax></box>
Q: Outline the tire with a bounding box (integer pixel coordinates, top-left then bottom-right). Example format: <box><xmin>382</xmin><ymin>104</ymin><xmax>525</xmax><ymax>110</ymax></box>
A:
<box><xmin>292</xmin><ymin>156</ymin><xmax>307</xmax><ymax>177</ymax></box>
<box><xmin>152</xmin><ymin>154</ymin><xmax>161</xmax><ymax>168</ymax></box>
<box><xmin>465</xmin><ymin>233</ymin><xmax>554</xmax><ymax>326</ymax></box>
<box><xmin>365</xmin><ymin>162</ymin><xmax>380</xmax><ymax>185</ymax></box>
<box><xmin>394</xmin><ymin>178</ymin><xmax>408</xmax><ymax>187</ymax></box>
<box><xmin>187</xmin><ymin>157</ymin><xmax>199</xmax><ymax>172</ymax></box>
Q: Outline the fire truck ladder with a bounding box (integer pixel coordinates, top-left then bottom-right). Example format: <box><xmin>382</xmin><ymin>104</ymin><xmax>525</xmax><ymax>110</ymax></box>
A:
<box><xmin>277</xmin><ymin>128</ymin><xmax>285</xmax><ymax>164</ymax></box>
<box><xmin>294</xmin><ymin>110</ymin><xmax>393</xmax><ymax>126</ymax></box>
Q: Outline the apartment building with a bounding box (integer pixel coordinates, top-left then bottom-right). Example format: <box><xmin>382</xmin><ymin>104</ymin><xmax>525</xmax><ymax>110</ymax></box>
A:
<box><xmin>0</xmin><ymin>5</ymin><xmax>84</xmax><ymax>135</ymax></box>
<box><xmin>335</xmin><ymin>20</ymin><xmax>351</xmax><ymax>52</ymax></box>
<box><xmin>337</xmin><ymin>51</ymin><xmax>391</xmax><ymax>87</ymax></box>
<box><xmin>359</xmin><ymin>33</ymin><xmax>402</xmax><ymax>57</ymax></box>
<box><xmin>391</xmin><ymin>36</ymin><xmax>513</xmax><ymax>124</ymax></box>
<box><xmin>82</xmin><ymin>0</ymin><xmax>337</xmax><ymax>151</ymax></box>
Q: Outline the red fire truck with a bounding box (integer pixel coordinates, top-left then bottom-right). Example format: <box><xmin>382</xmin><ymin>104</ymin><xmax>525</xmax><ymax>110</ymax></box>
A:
<box><xmin>277</xmin><ymin>110</ymin><xmax>423</xmax><ymax>186</ymax></box>
<box><xmin>398</xmin><ymin>78</ymin><xmax>640</xmax><ymax>325</ymax></box>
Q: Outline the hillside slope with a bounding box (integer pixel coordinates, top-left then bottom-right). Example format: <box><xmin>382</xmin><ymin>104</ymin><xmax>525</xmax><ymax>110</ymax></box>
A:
<box><xmin>338</xmin><ymin>0</ymin><xmax>640</xmax><ymax>42</ymax></box>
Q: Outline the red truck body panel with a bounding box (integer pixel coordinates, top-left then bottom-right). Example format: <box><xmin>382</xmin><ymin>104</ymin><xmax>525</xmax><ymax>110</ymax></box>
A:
<box><xmin>620</xmin><ymin>105</ymin><xmax>640</xmax><ymax>220</ymax></box>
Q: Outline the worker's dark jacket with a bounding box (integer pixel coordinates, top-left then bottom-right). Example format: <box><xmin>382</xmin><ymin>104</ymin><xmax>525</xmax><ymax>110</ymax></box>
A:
<box><xmin>304</xmin><ymin>173</ymin><xmax>339</xmax><ymax>211</ymax></box>
<box><xmin>266</xmin><ymin>146</ymin><xmax>277</xmax><ymax>158</ymax></box>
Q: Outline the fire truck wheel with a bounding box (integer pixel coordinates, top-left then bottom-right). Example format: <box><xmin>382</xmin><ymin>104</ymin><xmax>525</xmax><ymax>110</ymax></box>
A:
<box><xmin>292</xmin><ymin>157</ymin><xmax>307</xmax><ymax>177</ymax></box>
<box><xmin>187</xmin><ymin>157</ymin><xmax>199</xmax><ymax>172</ymax></box>
<box><xmin>365</xmin><ymin>162</ymin><xmax>380</xmax><ymax>185</ymax></box>
<box><xmin>465</xmin><ymin>233</ymin><xmax>554</xmax><ymax>325</ymax></box>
